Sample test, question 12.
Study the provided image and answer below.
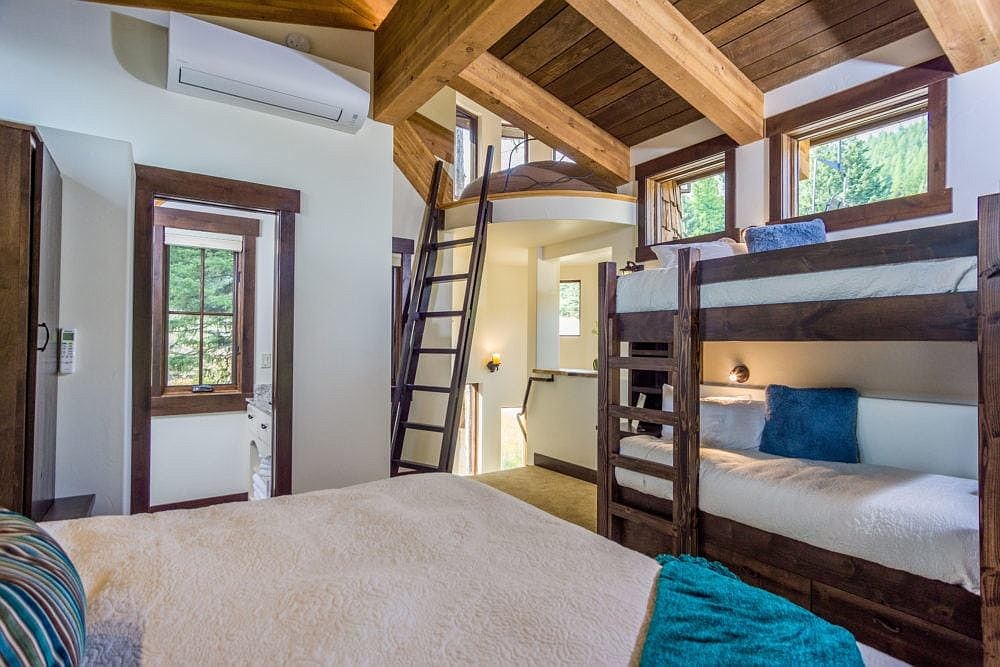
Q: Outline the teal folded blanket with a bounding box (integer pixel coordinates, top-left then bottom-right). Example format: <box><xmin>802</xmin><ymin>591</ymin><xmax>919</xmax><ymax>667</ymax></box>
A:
<box><xmin>641</xmin><ymin>555</ymin><xmax>863</xmax><ymax>667</ymax></box>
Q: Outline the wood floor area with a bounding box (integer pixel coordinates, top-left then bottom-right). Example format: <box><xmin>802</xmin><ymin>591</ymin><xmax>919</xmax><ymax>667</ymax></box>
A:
<box><xmin>473</xmin><ymin>465</ymin><xmax>597</xmax><ymax>532</ymax></box>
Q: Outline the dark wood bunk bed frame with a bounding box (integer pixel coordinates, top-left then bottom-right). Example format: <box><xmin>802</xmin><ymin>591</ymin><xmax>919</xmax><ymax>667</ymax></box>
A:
<box><xmin>597</xmin><ymin>194</ymin><xmax>1000</xmax><ymax>666</ymax></box>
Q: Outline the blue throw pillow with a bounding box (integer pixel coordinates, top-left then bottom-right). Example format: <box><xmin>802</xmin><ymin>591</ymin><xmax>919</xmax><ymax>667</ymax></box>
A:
<box><xmin>0</xmin><ymin>510</ymin><xmax>86</xmax><ymax>666</ymax></box>
<box><xmin>759</xmin><ymin>385</ymin><xmax>859</xmax><ymax>463</ymax></box>
<box><xmin>744</xmin><ymin>219</ymin><xmax>826</xmax><ymax>253</ymax></box>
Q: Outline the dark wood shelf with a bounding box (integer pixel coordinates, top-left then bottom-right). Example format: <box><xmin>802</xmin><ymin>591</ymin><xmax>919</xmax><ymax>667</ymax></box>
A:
<box><xmin>42</xmin><ymin>494</ymin><xmax>95</xmax><ymax>521</ymax></box>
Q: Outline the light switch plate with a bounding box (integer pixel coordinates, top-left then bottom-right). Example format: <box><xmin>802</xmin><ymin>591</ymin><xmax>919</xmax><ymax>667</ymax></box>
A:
<box><xmin>261</xmin><ymin>353</ymin><xmax>272</xmax><ymax>369</ymax></box>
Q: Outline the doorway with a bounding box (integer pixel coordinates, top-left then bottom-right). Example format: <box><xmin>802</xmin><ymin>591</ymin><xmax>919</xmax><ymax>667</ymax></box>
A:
<box><xmin>131</xmin><ymin>166</ymin><xmax>298</xmax><ymax>514</ymax></box>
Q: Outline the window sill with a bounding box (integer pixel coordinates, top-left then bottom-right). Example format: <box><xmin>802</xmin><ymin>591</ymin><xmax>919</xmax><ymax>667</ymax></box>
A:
<box><xmin>771</xmin><ymin>188</ymin><xmax>953</xmax><ymax>233</ymax></box>
<box><xmin>151</xmin><ymin>391</ymin><xmax>251</xmax><ymax>417</ymax></box>
<box><xmin>636</xmin><ymin>230</ymin><xmax>738</xmax><ymax>262</ymax></box>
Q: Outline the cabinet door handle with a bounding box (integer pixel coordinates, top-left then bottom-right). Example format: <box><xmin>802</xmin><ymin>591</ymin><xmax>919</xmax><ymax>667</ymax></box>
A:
<box><xmin>37</xmin><ymin>323</ymin><xmax>50</xmax><ymax>352</ymax></box>
<box><xmin>872</xmin><ymin>617</ymin><xmax>901</xmax><ymax>634</ymax></box>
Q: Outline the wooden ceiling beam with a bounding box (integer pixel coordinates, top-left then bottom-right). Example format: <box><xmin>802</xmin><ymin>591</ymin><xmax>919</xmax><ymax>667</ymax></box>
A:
<box><xmin>394</xmin><ymin>117</ymin><xmax>453</xmax><ymax>205</ymax></box>
<box><xmin>373</xmin><ymin>0</ymin><xmax>544</xmax><ymax>125</ymax></box>
<box><xmin>565</xmin><ymin>0</ymin><xmax>764</xmax><ymax>145</ymax></box>
<box><xmin>452</xmin><ymin>53</ymin><xmax>630</xmax><ymax>185</ymax></box>
<box><xmin>408</xmin><ymin>113</ymin><xmax>454</xmax><ymax>164</ymax></box>
<box><xmin>912</xmin><ymin>0</ymin><xmax>1000</xmax><ymax>73</ymax></box>
<box><xmin>82</xmin><ymin>1</ymin><xmax>391</xmax><ymax>31</ymax></box>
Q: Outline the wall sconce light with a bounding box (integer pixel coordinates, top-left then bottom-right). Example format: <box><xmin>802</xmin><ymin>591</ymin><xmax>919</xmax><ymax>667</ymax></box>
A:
<box><xmin>486</xmin><ymin>353</ymin><xmax>502</xmax><ymax>373</ymax></box>
<box><xmin>729</xmin><ymin>364</ymin><xmax>750</xmax><ymax>384</ymax></box>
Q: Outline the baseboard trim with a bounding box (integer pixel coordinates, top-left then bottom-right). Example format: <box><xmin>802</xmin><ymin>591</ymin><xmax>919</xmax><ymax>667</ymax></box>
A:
<box><xmin>148</xmin><ymin>492</ymin><xmax>248</xmax><ymax>513</ymax></box>
<box><xmin>533</xmin><ymin>453</ymin><xmax>597</xmax><ymax>484</ymax></box>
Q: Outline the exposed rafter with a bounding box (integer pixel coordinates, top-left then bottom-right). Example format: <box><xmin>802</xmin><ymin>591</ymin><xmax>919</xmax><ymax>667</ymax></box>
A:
<box><xmin>394</xmin><ymin>117</ymin><xmax>453</xmax><ymax>205</ymax></box>
<box><xmin>408</xmin><ymin>113</ymin><xmax>454</xmax><ymax>164</ymax></box>
<box><xmin>83</xmin><ymin>0</ymin><xmax>395</xmax><ymax>30</ymax></box>
<box><xmin>452</xmin><ymin>53</ymin><xmax>630</xmax><ymax>185</ymax></box>
<box><xmin>565</xmin><ymin>0</ymin><xmax>764</xmax><ymax>145</ymax></box>
<box><xmin>373</xmin><ymin>0</ymin><xmax>544</xmax><ymax>125</ymax></box>
<box><xmin>912</xmin><ymin>0</ymin><xmax>1000</xmax><ymax>73</ymax></box>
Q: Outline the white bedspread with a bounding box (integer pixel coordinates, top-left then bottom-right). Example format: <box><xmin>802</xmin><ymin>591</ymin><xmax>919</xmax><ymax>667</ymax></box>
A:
<box><xmin>617</xmin><ymin>256</ymin><xmax>977</xmax><ymax>313</ymax></box>
<box><xmin>43</xmin><ymin>474</ymin><xmax>659</xmax><ymax>666</ymax></box>
<box><xmin>617</xmin><ymin>435</ymin><xmax>980</xmax><ymax>593</ymax></box>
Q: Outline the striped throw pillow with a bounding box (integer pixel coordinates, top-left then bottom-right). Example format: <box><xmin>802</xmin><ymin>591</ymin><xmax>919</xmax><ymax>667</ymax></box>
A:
<box><xmin>0</xmin><ymin>510</ymin><xmax>85</xmax><ymax>666</ymax></box>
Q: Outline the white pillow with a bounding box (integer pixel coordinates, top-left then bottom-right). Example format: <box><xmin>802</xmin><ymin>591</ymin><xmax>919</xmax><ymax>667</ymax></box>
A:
<box><xmin>660</xmin><ymin>385</ymin><xmax>764</xmax><ymax>451</ymax></box>
<box><xmin>650</xmin><ymin>237</ymin><xmax>746</xmax><ymax>269</ymax></box>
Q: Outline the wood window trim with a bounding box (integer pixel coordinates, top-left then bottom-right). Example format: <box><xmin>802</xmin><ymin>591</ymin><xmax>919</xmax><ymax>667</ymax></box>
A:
<box><xmin>150</xmin><ymin>208</ymin><xmax>260</xmax><ymax>417</ymax></box>
<box><xmin>635</xmin><ymin>135</ymin><xmax>738</xmax><ymax>262</ymax></box>
<box><xmin>132</xmin><ymin>165</ymin><xmax>299</xmax><ymax>514</ymax></box>
<box><xmin>501</xmin><ymin>122</ymin><xmax>529</xmax><ymax>168</ymax></box>
<box><xmin>559</xmin><ymin>279</ymin><xmax>582</xmax><ymax>337</ymax></box>
<box><xmin>456</xmin><ymin>106</ymin><xmax>479</xmax><ymax>184</ymax></box>
<box><xmin>767</xmin><ymin>57</ymin><xmax>954</xmax><ymax>232</ymax></box>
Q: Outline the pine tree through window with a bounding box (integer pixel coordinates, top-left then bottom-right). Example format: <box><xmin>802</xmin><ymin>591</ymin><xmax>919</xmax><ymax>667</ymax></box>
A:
<box><xmin>166</xmin><ymin>245</ymin><xmax>237</xmax><ymax>387</ymax></box>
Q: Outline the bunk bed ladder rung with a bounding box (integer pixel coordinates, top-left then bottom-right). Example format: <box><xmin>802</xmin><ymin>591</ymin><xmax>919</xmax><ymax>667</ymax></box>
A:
<box><xmin>608</xmin><ymin>502</ymin><xmax>676</xmax><ymax>538</ymax></box>
<box><xmin>609</xmin><ymin>453</ymin><xmax>675</xmax><ymax>481</ymax></box>
<box><xmin>609</xmin><ymin>356</ymin><xmax>677</xmax><ymax>372</ymax></box>
<box><xmin>609</xmin><ymin>405</ymin><xmax>677</xmax><ymax>426</ymax></box>
<box><xmin>389</xmin><ymin>148</ymin><xmax>496</xmax><ymax>477</ymax></box>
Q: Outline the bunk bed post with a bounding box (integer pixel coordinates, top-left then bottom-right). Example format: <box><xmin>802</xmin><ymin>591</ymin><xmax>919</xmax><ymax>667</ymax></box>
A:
<box><xmin>673</xmin><ymin>248</ymin><xmax>702</xmax><ymax>556</ymax></box>
<box><xmin>598</xmin><ymin>262</ymin><xmax>619</xmax><ymax>540</ymax></box>
<box><xmin>979</xmin><ymin>192</ymin><xmax>1000</xmax><ymax>664</ymax></box>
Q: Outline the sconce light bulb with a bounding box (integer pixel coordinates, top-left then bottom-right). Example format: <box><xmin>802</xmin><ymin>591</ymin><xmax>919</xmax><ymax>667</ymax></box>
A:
<box><xmin>729</xmin><ymin>364</ymin><xmax>750</xmax><ymax>384</ymax></box>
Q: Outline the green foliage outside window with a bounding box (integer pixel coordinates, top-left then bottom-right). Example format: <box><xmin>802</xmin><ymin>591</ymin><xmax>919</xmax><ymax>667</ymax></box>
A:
<box><xmin>559</xmin><ymin>281</ymin><xmax>581</xmax><ymax>336</ymax></box>
<box><xmin>166</xmin><ymin>245</ymin><xmax>236</xmax><ymax>387</ymax></box>
<box><xmin>679</xmin><ymin>172</ymin><xmax>726</xmax><ymax>238</ymax></box>
<box><xmin>798</xmin><ymin>115</ymin><xmax>927</xmax><ymax>215</ymax></box>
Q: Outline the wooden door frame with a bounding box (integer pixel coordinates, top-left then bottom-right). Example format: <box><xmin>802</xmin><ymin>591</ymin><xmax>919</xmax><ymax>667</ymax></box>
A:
<box><xmin>131</xmin><ymin>165</ymin><xmax>300</xmax><ymax>514</ymax></box>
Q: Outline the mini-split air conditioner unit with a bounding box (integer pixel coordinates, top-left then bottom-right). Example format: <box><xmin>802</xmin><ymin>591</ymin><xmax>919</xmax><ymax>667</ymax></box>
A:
<box><xmin>167</xmin><ymin>13</ymin><xmax>370</xmax><ymax>134</ymax></box>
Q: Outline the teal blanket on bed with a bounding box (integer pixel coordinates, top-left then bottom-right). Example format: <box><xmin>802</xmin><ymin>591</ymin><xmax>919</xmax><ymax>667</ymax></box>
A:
<box><xmin>640</xmin><ymin>555</ymin><xmax>863</xmax><ymax>667</ymax></box>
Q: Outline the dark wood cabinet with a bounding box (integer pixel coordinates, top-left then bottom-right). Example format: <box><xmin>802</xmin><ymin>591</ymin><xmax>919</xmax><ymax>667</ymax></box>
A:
<box><xmin>0</xmin><ymin>121</ymin><xmax>62</xmax><ymax>520</ymax></box>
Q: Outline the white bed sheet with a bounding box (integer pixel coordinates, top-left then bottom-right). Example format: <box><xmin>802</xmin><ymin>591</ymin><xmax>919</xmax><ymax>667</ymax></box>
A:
<box><xmin>617</xmin><ymin>256</ymin><xmax>977</xmax><ymax>313</ymax></box>
<box><xmin>617</xmin><ymin>435</ymin><xmax>980</xmax><ymax>593</ymax></box>
<box><xmin>43</xmin><ymin>474</ymin><xmax>659</xmax><ymax>666</ymax></box>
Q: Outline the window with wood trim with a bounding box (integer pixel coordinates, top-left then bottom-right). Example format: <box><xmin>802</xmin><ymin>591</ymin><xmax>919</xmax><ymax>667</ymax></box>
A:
<box><xmin>634</xmin><ymin>135</ymin><xmax>738</xmax><ymax>262</ymax></box>
<box><xmin>455</xmin><ymin>107</ymin><xmax>478</xmax><ymax>197</ymax></box>
<box><xmin>151</xmin><ymin>207</ymin><xmax>258</xmax><ymax>416</ymax></box>
<box><xmin>559</xmin><ymin>280</ymin><xmax>581</xmax><ymax>337</ymax></box>
<box><xmin>767</xmin><ymin>57</ymin><xmax>953</xmax><ymax>232</ymax></box>
<box><xmin>500</xmin><ymin>122</ymin><xmax>529</xmax><ymax>170</ymax></box>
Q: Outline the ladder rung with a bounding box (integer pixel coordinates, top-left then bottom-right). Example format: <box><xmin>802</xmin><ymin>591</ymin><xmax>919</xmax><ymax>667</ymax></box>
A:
<box><xmin>609</xmin><ymin>453</ymin><xmax>675</xmax><ymax>481</ymax></box>
<box><xmin>609</xmin><ymin>502</ymin><xmax>676</xmax><ymax>537</ymax></box>
<box><xmin>406</xmin><ymin>384</ymin><xmax>452</xmax><ymax>393</ymax></box>
<box><xmin>430</xmin><ymin>237</ymin><xmax>474</xmax><ymax>250</ymax></box>
<box><xmin>414</xmin><ymin>348</ymin><xmax>458</xmax><ymax>354</ymax></box>
<box><xmin>402</xmin><ymin>421</ymin><xmax>445</xmax><ymax>433</ymax></box>
<box><xmin>393</xmin><ymin>459</ymin><xmax>440</xmax><ymax>473</ymax></box>
<box><xmin>610</xmin><ymin>356</ymin><xmax>677</xmax><ymax>372</ymax></box>
<box><xmin>609</xmin><ymin>405</ymin><xmax>677</xmax><ymax>426</ymax></box>
<box><xmin>426</xmin><ymin>273</ymin><xmax>470</xmax><ymax>284</ymax></box>
<box><xmin>419</xmin><ymin>310</ymin><xmax>465</xmax><ymax>318</ymax></box>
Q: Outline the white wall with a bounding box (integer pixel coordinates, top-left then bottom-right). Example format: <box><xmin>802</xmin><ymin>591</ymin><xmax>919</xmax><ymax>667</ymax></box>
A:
<box><xmin>150</xmin><ymin>413</ymin><xmax>249</xmax><ymax>504</ymax></box>
<box><xmin>558</xmin><ymin>263</ymin><xmax>599</xmax><ymax>370</ymax></box>
<box><xmin>1</xmin><ymin>0</ymin><xmax>394</xmax><ymax>512</ymax></box>
<box><xmin>466</xmin><ymin>256</ymin><xmax>531</xmax><ymax>472</ymax></box>
<box><xmin>44</xmin><ymin>128</ymin><xmax>134</xmax><ymax>516</ymax></box>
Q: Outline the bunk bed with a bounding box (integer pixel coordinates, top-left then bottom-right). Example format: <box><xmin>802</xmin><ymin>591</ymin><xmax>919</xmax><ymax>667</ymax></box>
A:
<box><xmin>596</xmin><ymin>194</ymin><xmax>1000</xmax><ymax>666</ymax></box>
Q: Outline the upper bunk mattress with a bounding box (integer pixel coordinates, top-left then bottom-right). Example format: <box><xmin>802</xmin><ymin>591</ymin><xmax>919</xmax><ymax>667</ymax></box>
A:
<box><xmin>42</xmin><ymin>474</ymin><xmax>659</xmax><ymax>665</ymax></box>
<box><xmin>617</xmin><ymin>435</ymin><xmax>980</xmax><ymax>593</ymax></box>
<box><xmin>617</xmin><ymin>256</ymin><xmax>977</xmax><ymax>313</ymax></box>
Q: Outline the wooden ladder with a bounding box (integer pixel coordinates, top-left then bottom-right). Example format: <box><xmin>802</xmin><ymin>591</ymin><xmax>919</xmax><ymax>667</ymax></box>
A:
<box><xmin>598</xmin><ymin>248</ymin><xmax>702</xmax><ymax>554</ymax></box>
<box><xmin>390</xmin><ymin>148</ymin><xmax>494</xmax><ymax>475</ymax></box>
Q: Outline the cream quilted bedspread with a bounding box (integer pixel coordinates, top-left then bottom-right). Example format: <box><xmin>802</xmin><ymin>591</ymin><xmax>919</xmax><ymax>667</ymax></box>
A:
<box><xmin>43</xmin><ymin>474</ymin><xmax>659</xmax><ymax>666</ymax></box>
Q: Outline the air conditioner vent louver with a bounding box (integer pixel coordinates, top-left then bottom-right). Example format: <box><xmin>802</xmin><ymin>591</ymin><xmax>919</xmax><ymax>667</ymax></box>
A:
<box><xmin>167</xmin><ymin>14</ymin><xmax>369</xmax><ymax>134</ymax></box>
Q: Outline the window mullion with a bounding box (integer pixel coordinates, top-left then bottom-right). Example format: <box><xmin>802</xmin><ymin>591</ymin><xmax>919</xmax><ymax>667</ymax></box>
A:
<box><xmin>198</xmin><ymin>248</ymin><xmax>205</xmax><ymax>386</ymax></box>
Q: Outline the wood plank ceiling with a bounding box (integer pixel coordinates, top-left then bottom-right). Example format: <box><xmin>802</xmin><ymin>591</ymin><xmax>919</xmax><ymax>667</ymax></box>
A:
<box><xmin>489</xmin><ymin>0</ymin><xmax>930</xmax><ymax>146</ymax></box>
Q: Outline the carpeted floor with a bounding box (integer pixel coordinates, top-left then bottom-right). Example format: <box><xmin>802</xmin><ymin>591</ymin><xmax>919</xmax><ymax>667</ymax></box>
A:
<box><xmin>473</xmin><ymin>465</ymin><xmax>597</xmax><ymax>532</ymax></box>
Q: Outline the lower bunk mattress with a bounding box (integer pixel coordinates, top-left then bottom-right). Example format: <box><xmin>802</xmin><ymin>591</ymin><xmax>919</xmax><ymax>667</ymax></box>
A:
<box><xmin>617</xmin><ymin>435</ymin><xmax>980</xmax><ymax>593</ymax></box>
<box><xmin>616</xmin><ymin>256</ymin><xmax>977</xmax><ymax>313</ymax></box>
